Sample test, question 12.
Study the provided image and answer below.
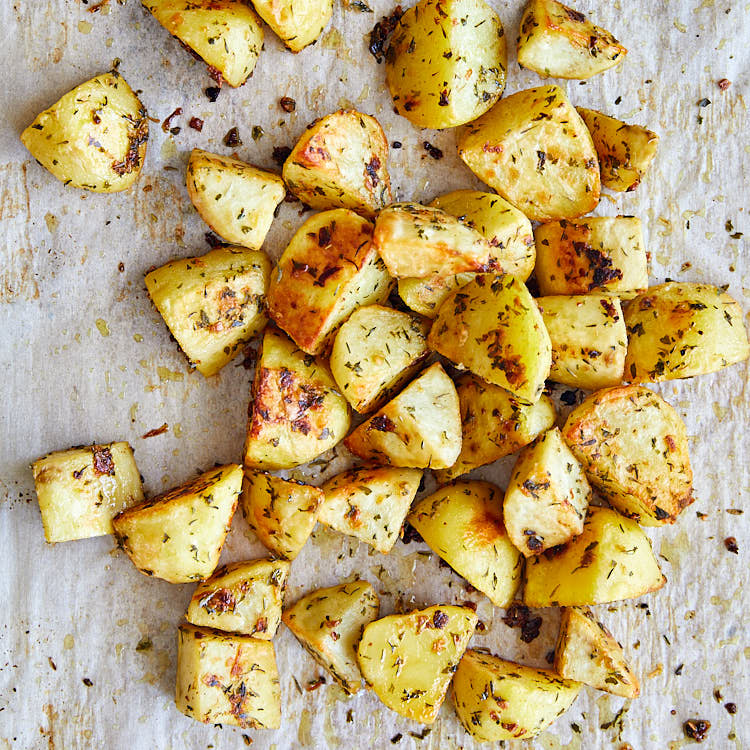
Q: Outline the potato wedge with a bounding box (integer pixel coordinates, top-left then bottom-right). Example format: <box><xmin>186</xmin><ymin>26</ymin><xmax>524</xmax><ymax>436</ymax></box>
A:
<box><xmin>385</xmin><ymin>0</ymin><xmax>506</xmax><ymax>129</ymax></box>
<box><xmin>344</xmin><ymin>363</ymin><xmax>461</xmax><ymax>469</ymax></box>
<box><xmin>457</xmin><ymin>86</ymin><xmax>600</xmax><ymax>222</ymax></box>
<box><xmin>428</xmin><ymin>275</ymin><xmax>552</xmax><ymax>403</ymax></box>
<box><xmin>357</xmin><ymin>605</ymin><xmax>477</xmax><ymax>724</ymax></box>
<box><xmin>523</xmin><ymin>506</ymin><xmax>666</xmax><ymax>607</ymax></box>
<box><xmin>555</xmin><ymin>607</ymin><xmax>640</xmax><ymax>698</ymax></box>
<box><xmin>283</xmin><ymin>110</ymin><xmax>391</xmax><ymax>216</ymax></box>
<box><xmin>624</xmin><ymin>282</ymin><xmax>750</xmax><ymax>383</ymax></box>
<box><xmin>282</xmin><ymin>581</ymin><xmax>380</xmax><ymax>694</ymax></box>
<box><xmin>408</xmin><ymin>481</ymin><xmax>523</xmax><ymax>607</ymax></box>
<box><xmin>252</xmin><ymin>0</ymin><xmax>333</xmax><ymax>52</ymax></box>
<box><xmin>518</xmin><ymin>0</ymin><xmax>626</xmax><ymax>79</ymax></box>
<box><xmin>113</xmin><ymin>465</ymin><xmax>242</xmax><ymax>583</ymax></box>
<box><xmin>145</xmin><ymin>245</ymin><xmax>269</xmax><ymax>377</ymax></box>
<box><xmin>562</xmin><ymin>385</ymin><xmax>693</xmax><ymax>525</ymax></box>
<box><xmin>21</xmin><ymin>71</ymin><xmax>148</xmax><ymax>193</ymax></box>
<box><xmin>453</xmin><ymin>650</ymin><xmax>581</xmax><ymax>741</ymax></box>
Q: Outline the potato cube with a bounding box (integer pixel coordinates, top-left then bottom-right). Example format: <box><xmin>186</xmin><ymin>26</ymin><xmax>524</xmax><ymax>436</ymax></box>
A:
<box><xmin>252</xmin><ymin>0</ymin><xmax>333</xmax><ymax>52</ymax></box>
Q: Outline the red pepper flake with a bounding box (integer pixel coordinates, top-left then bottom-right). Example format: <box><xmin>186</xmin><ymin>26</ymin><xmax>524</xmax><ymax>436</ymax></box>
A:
<box><xmin>724</xmin><ymin>536</ymin><xmax>739</xmax><ymax>554</ymax></box>
<box><xmin>683</xmin><ymin>719</ymin><xmax>710</xmax><ymax>742</ymax></box>
<box><xmin>279</xmin><ymin>96</ymin><xmax>296</xmax><ymax>113</ymax></box>
<box><xmin>306</xmin><ymin>676</ymin><xmax>326</xmax><ymax>691</ymax></box>
<box><xmin>224</xmin><ymin>127</ymin><xmax>242</xmax><ymax>147</ymax></box>
<box><xmin>92</xmin><ymin>446</ymin><xmax>115</xmax><ymax>476</ymax></box>
<box><xmin>423</xmin><ymin>141</ymin><xmax>443</xmax><ymax>160</ymax></box>
<box><xmin>162</xmin><ymin>107</ymin><xmax>182</xmax><ymax>133</ymax></box>
<box><xmin>189</xmin><ymin>117</ymin><xmax>204</xmax><ymax>132</ymax></box>
<box><xmin>142</xmin><ymin>423</ymin><xmax>168</xmax><ymax>439</ymax></box>
<box><xmin>718</xmin><ymin>78</ymin><xmax>731</xmax><ymax>91</ymax></box>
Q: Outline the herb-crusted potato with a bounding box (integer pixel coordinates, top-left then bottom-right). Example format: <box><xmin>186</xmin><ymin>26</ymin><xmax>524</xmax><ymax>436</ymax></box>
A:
<box><xmin>523</xmin><ymin>506</ymin><xmax>666</xmax><ymax>607</ymax></box>
<box><xmin>428</xmin><ymin>275</ymin><xmax>552</xmax><ymax>403</ymax></box>
<box><xmin>186</xmin><ymin>559</ymin><xmax>290</xmax><ymax>638</ymax></box>
<box><xmin>142</xmin><ymin>0</ymin><xmax>263</xmax><ymax>87</ymax></box>
<box><xmin>21</xmin><ymin>71</ymin><xmax>148</xmax><ymax>193</ymax></box>
<box><xmin>385</xmin><ymin>0</ymin><xmax>506</xmax><ymax>129</ymax></box>
<box><xmin>244</xmin><ymin>326</ymin><xmax>350</xmax><ymax>469</ymax></box>
<box><xmin>344</xmin><ymin>363</ymin><xmax>461</xmax><ymax>469</ymax></box>
<box><xmin>267</xmin><ymin>210</ymin><xmax>391</xmax><ymax>356</ymax></box>
<box><xmin>113</xmin><ymin>465</ymin><xmax>242</xmax><ymax>583</ymax></box>
<box><xmin>145</xmin><ymin>245</ymin><xmax>269</xmax><ymax>377</ymax></box>
<box><xmin>252</xmin><ymin>0</ymin><xmax>333</xmax><ymax>52</ymax></box>
<box><xmin>457</xmin><ymin>86</ymin><xmax>600</xmax><ymax>222</ymax></box>
<box><xmin>176</xmin><ymin>625</ymin><xmax>281</xmax><ymax>729</ymax></box>
<box><xmin>319</xmin><ymin>466</ymin><xmax>422</xmax><ymax>553</ymax></box>
<box><xmin>357</xmin><ymin>605</ymin><xmax>478</xmax><ymax>724</ymax></box>
<box><xmin>518</xmin><ymin>0</ymin><xmax>626</xmax><ymax>80</ymax></box>
<box><xmin>283</xmin><ymin>111</ymin><xmax>391</xmax><ymax>216</ymax></box>
<box><xmin>283</xmin><ymin>581</ymin><xmax>380</xmax><ymax>694</ymax></box>
<box><xmin>624</xmin><ymin>282</ymin><xmax>750</xmax><ymax>383</ymax></box>
<box><xmin>408</xmin><ymin>481</ymin><xmax>523</xmax><ymax>607</ymax></box>
<box><xmin>535</xmin><ymin>217</ymin><xmax>647</xmax><ymax>297</ymax></box>
<box><xmin>32</xmin><ymin>443</ymin><xmax>144</xmax><ymax>543</ymax></box>
<box><xmin>555</xmin><ymin>607</ymin><xmax>640</xmax><ymax>698</ymax></box>
<box><xmin>562</xmin><ymin>386</ymin><xmax>693</xmax><ymax>525</ymax></box>
<box><xmin>453</xmin><ymin>650</ymin><xmax>581</xmax><ymax>741</ymax></box>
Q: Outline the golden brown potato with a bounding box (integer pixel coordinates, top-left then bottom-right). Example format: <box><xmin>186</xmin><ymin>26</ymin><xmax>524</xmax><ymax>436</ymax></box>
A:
<box><xmin>21</xmin><ymin>71</ymin><xmax>148</xmax><ymax>193</ymax></box>
<box><xmin>283</xmin><ymin>111</ymin><xmax>392</xmax><ymax>216</ymax></box>
<box><xmin>252</xmin><ymin>0</ymin><xmax>333</xmax><ymax>52</ymax></box>
<box><xmin>457</xmin><ymin>86</ymin><xmax>600</xmax><ymax>222</ymax></box>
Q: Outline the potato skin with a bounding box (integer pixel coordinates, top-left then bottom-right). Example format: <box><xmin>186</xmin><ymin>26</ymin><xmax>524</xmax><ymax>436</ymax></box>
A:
<box><xmin>252</xmin><ymin>0</ymin><xmax>333</xmax><ymax>52</ymax></box>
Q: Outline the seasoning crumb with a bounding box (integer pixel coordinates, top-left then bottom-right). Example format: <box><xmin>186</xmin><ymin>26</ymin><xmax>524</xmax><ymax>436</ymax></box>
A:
<box><xmin>614</xmin><ymin>95</ymin><xmax>622</xmax><ymax>105</ymax></box>
<box><xmin>279</xmin><ymin>96</ymin><xmax>296</xmax><ymax>113</ymax></box>
<box><xmin>161</xmin><ymin>107</ymin><xmax>182</xmax><ymax>133</ymax></box>
<box><xmin>683</xmin><ymin>719</ymin><xmax>710</xmax><ymax>742</ymax></box>
<box><xmin>423</xmin><ymin>141</ymin><xmax>443</xmax><ymax>160</ymax></box>
<box><xmin>674</xmin><ymin>663</ymin><xmax>684</xmax><ymax>675</ymax></box>
<box><xmin>392</xmin><ymin>140</ymin><xmax>402</xmax><ymax>149</ymax></box>
<box><xmin>48</xmin><ymin>657</ymin><xmax>57</xmax><ymax>671</ymax></box>
<box><xmin>205</xmin><ymin>86</ymin><xmax>220</xmax><ymax>102</ymax></box>
<box><xmin>223</xmin><ymin>127</ymin><xmax>242</xmax><ymax>147</ymax></box>
<box><xmin>346</xmin><ymin>709</ymin><xmax>353</xmax><ymax>723</ymax></box>
<box><xmin>724</xmin><ymin>537</ymin><xmax>739</xmax><ymax>554</ymax></box>
<box><xmin>697</xmin><ymin>98</ymin><xmax>711</xmax><ymax>108</ymax></box>
<box><xmin>82</xmin><ymin>677</ymin><xmax>94</xmax><ymax>687</ymax></box>
<box><xmin>188</xmin><ymin>117</ymin><xmax>204</xmax><ymax>132</ymax></box>
<box><xmin>118</xmin><ymin>262</ymin><xmax>125</xmax><ymax>273</ymax></box>
<box><xmin>717</xmin><ymin>78</ymin><xmax>731</xmax><ymax>90</ymax></box>
<box><xmin>252</xmin><ymin>125</ymin><xmax>264</xmax><ymax>141</ymax></box>
<box><xmin>390</xmin><ymin>734</ymin><xmax>402</xmax><ymax>744</ymax></box>
<box><xmin>724</xmin><ymin>702</ymin><xmax>737</xmax><ymax>714</ymax></box>
<box><xmin>242</xmin><ymin>735</ymin><xmax>253</xmax><ymax>746</ymax></box>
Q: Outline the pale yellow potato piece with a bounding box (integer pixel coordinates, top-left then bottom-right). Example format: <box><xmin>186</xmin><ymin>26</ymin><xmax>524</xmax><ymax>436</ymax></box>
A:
<box><xmin>252</xmin><ymin>0</ymin><xmax>333</xmax><ymax>52</ymax></box>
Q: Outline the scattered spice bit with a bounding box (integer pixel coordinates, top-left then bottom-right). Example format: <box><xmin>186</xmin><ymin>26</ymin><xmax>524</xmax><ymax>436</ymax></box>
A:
<box><xmin>647</xmin><ymin>663</ymin><xmax>663</xmax><ymax>679</ymax></box>
<box><xmin>272</xmin><ymin>146</ymin><xmax>292</xmax><ymax>166</ymax></box>
<box><xmin>252</xmin><ymin>125</ymin><xmax>264</xmax><ymax>141</ymax></box>
<box><xmin>118</xmin><ymin>262</ymin><xmax>125</xmax><ymax>273</ymax></box>
<box><xmin>713</xmin><ymin>688</ymin><xmax>723</xmax><ymax>702</ymax></box>
<box><xmin>162</xmin><ymin>107</ymin><xmax>182</xmax><ymax>133</ymax></box>
<box><xmin>205</xmin><ymin>231</ymin><xmax>225</xmax><ymax>248</ymax></box>
<box><xmin>724</xmin><ymin>537</ymin><xmax>739</xmax><ymax>554</ymax></box>
<box><xmin>674</xmin><ymin>663</ymin><xmax>684</xmax><ymax>675</ymax></box>
<box><xmin>82</xmin><ymin>677</ymin><xmax>94</xmax><ymax>687</ymax></box>
<box><xmin>346</xmin><ymin>0</ymin><xmax>373</xmax><ymax>10</ymax></box>
<box><xmin>306</xmin><ymin>676</ymin><xmax>326</xmax><ymax>691</ymax></box>
<box><xmin>423</xmin><ymin>141</ymin><xmax>443</xmax><ymax>160</ymax></box>
<box><xmin>410</xmin><ymin>728</ymin><xmax>432</xmax><ymax>740</ymax></box>
<box><xmin>390</xmin><ymin>734</ymin><xmax>402</xmax><ymax>744</ymax></box>
<box><xmin>136</xmin><ymin>636</ymin><xmax>153</xmax><ymax>652</ymax></box>
<box><xmin>475</xmin><ymin>620</ymin><xmax>486</xmax><ymax>632</ymax></box>
<box><xmin>242</xmin><ymin>735</ymin><xmax>253</xmax><ymax>746</ymax></box>
<box><xmin>727</xmin><ymin>508</ymin><xmax>743</xmax><ymax>515</ymax></box>
<box><xmin>502</xmin><ymin>602</ymin><xmax>543</xmax><ymax>643</ymax></box>
<box><xmin>88</xmin><ymin>0</ymin><xmax>110</xmax><ymax>12</ymax></box>
<box><xmin>369</xmin><ymin>5</ymin><xmax>403</xmax><ymax>63</ymax></box>
<box><xmin>346</xmin><ymin>709</ymin><xmax>354</xmax><ymax>723</ymax></box>
<box><xmin>614</xmin><ymin>95</ymin><xmax>622</xmax><ymax>105</ymax></box>
<box><xmin>188</xmin><ymin>117</ymin><xmax>204</xmax><ymax>132</ymax></box>
<box><xmin>683</xmin><ymin>719</ymin><xmax>710</xmax><ymax>742</ymax></box>
<box><xmin>223</xmin><ymin>127</ymin><xmax>242</xmax><ymax>147</ymax></box>
<box><xmin>725</xmin><ymin>702</ymin><xmax>737</xmax><ymax>714</ymax></box>
<box><xmin>205</xmin><ymin>86</ymin><xmax>221</xmax><ymax>102</ymax></box>
<box><xmin>279</xmin><ymin>96</ymin><xmax>296</xmax><ymax>113</ymax></box>
<box><xmin>142</xmin><ymin>423</ymin><xmax>168</xmax><ymax>439</ymax></box>
<box><xmin>401</xmin><ymin>523</ymin><xmax>423</xmax><ymax>544</ymax></box>
<box><xmin>391</xmin><ymin>140</ymin><xmax>402</xmax><ymax>149</ymax></box>
<box><xmin>48</xmin><ymin>657</ymin><xmax>57</xmax><ymax>671</ymax></box>
<box><xmin>697</xmin><ymin>98</ymin><xmax>711</xmax><ymax>108</ymax></box>
<box><xmin>717</xmin><ymin>78</ymin><xmax>731</xmax><ymax>90</ymax></box>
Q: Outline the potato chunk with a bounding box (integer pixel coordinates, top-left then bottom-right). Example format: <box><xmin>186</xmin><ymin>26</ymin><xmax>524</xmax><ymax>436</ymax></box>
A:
<box><xmin>319</xmin><ymin>466</ymin><xmax>422</xmax><ymax>553</ymax></box>
<box><xmin>555</xmin><ymin>607</ymin><xmax>640</xmax><ymax>698</ymax></box>
<box><xmin>252</xmin><ymin>0</ymin><xmax>332</xmax><ymax>52</ymax></box>
<box><xmin>408</xmin><ymin>481</ymin><xmax>523</xmax><ymax>607</ymax></box>
<box><xmin>624</xmin><ymin>282</ymin><xmax>750</xmax><ymax>383</ymax></box>
<box><xmin>145</xmin><ymin>246</ymin><xmax>269</xmax><ymax>377</ymax></box>
<box><xmin>186</xmin><ymin>559</ymin><xmax>290</xmax><ymax>638</ymax></box>
<box><xmin>283</xmin><ymin>111</ymin><xmax>391</xmax><ymax>216</ymax></box>
<box><xmin>142</xmin><ymin>0</ymin><xmax>263</xmax><ymax>87</ymax></box>
<box><xmin>357</xmin><ymin>605</ymin><xmax>477</xmax><ymax>724</ymax></box>
<box><xmin>504</xmin><ymin>428</ymin><xmax>590</xmax><ymax>557</ymax></box>
<box><xmin>457</xmin><ymin>86</ymin><xmax>600</xmax><ymax>222</ymax></box>
<box><xmin>453</xmin><ymin>650</ymin><xmax>581</xmax><ymax>741</ymax></box>
<box><xmin>267</xmin><ymin>210</ymin><xmax>391</xmax><ymax>356</ymax></box>
<box><xmin>113</xmin><ymin>465</ymin><xmax>242</xmax><ymax>583</ymax></box>
<box><xmin>21</xmin><ymin>71</ymin><xmax>148</xmax><ymax>193</ymax></box>
<box><xmin>329</xmin><ymin>305</ymin><xmax>430</xmax><ymax>413</ymax></box>
<box><xmin>523</xmin><ymin>506</ymin><xmax>665</xmax><ymax>607</ymax></box>
<box><xmin>428</xmin><ymin>275</ymin><xmax>551</xmax><ymax>403</ymax></box>
<box><xmin>344</xmin><ymin>363</ymin><xmax>461</xmax><ymax>469</ymax></box>
<box><xmin>537</xmin><ymin>295</ymin><xmax>627</xmax><ymax>390</ymax></box>
<box><xmin>562</xmin><ymin>385</ymin><xmax>693</xmax><ymax>525</ymax></box>
<box><xmin>283</xmin><ymin>581</ymin><xmax>380</xmax><ymax>694</ymax></box>
<box><xmin>518</xmin><ymin>0</ymin><xmax>626</xmax><ymax>80</ymax></box>
<box><xmin>244</xmin><ymin>326</ymin><xmax>350</xmax><ymax>470</ymax></box>
<box><xmin>577</xmin><ymin>108</ymin><xmax>658</xmax><ymax>192</ymax></box>
<box><xmin>32</xmin><ymin>443</ymin><xmax>143</xmax><ymax>543</ymax></box>
<box><xmin>385</xmin><ymin>0</ymin><xmax>506</xmax><ymax>129</ymax></box>
<box><xmin>176</xmin><ymin>625</ymin><xmax>280</xmax><ymax>729</ymax></box>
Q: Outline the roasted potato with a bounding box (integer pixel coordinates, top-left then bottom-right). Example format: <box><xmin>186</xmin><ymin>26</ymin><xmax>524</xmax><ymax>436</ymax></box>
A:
<box><xmin>176</xmin><ymin>624</ymin><xmax>280</xmax><ymax>729</ymax></box>
<box><xmin>408</xmin><ymin>481</ymin><xmax>524</xmax><ymax>607</ymax></box>
<box><xmin>523</xmin><ymin>506</ymin><xmax>666</xmax><ymax>607</ymax></box>
<box><xmin>344</xmin><ymin>363</ymin><xmax>461</xmax><ymax>469</ymax></box>
<box><xmin>357</xmin><ymin>605</ymin><xmax>477</xmax><ymax>724</ymax></box>
<box><xmin>266</xmin><ymin>210</ymin><xmax>391</xmax><ymax>356</ymax></box>
<box><xmin>244</xmin><ymin>326</ymin><xmax>350</xmax><ymax>470</ymax></box>
<box><xmin>283</xmin><ymin>110</ymin><xmax>391</xmax><ymax>216</ymax></box>
<box><xmin>142</xmin><ymin>0</ymin><xmax>263</xmax><ymax>87</ymax></box>
<box><xmin>535</xmin><ymin>216</ymin><xmax>648</xmax><ymax>297</ymax></box>
<box><xmin>282</xmin><ymin>581</ymin><xmax>380</xmax><ymax>694</ymax></box>
<box><xmin>252</xmin><ymin>0</ymin><xmax>333</xmax><ymax>52</ymax></box>
<box><xmin>113</xmin><ymin>464</ymin><xmax>242</xmax><ymax>584</ymax></box>
<box><xmin>555</xmin><ymin>607</ymin><xmax>640</xmax><ymax>698</ymax></box>
<box><xmin>32</xmin><ymin>443</ymin><xmax>143</xmax><ymax>543</ymax></box>
<box><xmin>577</xmin><ymin>108</ymin><xmax>658</xmax><ymax>192</ymax></box>
<box><xmin>319</xmin><ymin>466</ymin><xmax>422</xmax><ymax>553</ymax></box>
<box><xmin>453</xmin><ymin>650</ymin><xmax>581</xmax><ymax>741</ymax></box>
<box><xmin>562</xmin><ymin>385</ymin><xmax>693</xmax><ymax>525</ymax></box>
<box><xmin>537</xmin><ymin>295</ymin><xmax>627</xmax><ymax>390</ymax></box>
<box><xmin>624</xmin><ymin>282</ymin><xmax>750</xmax><ymax>383</ymax></box>
<box><xmin>186</xmin><ymin>559</ymin><xmax>290</xmax><ymax>638</ymax></box>
<box><xmin>21</xmin><ymin>71</ymin><xmax>148</xmax><ymax>193</ymax></box>
<box><xmin>457</xmin><ymin>86</ymin><xmax>600</xmax><ymax>222</ymax></box>
<box><xmin>145</xmin><ymin>245</ymin><xmax>269</xmax><ymax>377</ymax></box>
<box><xmin>428</xmin><ymin>275</ymin><xmax>552</xmax><ymax>403</ymax></box>
<box><xmin>518</xmin><ymin>0</ymin><xmax>626</xmax><ymax>79</ymax></box>
<box><xmin>385</xmin><ymin>0</ymin><xmax>506</xmax><ymax>129</ymax></box>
